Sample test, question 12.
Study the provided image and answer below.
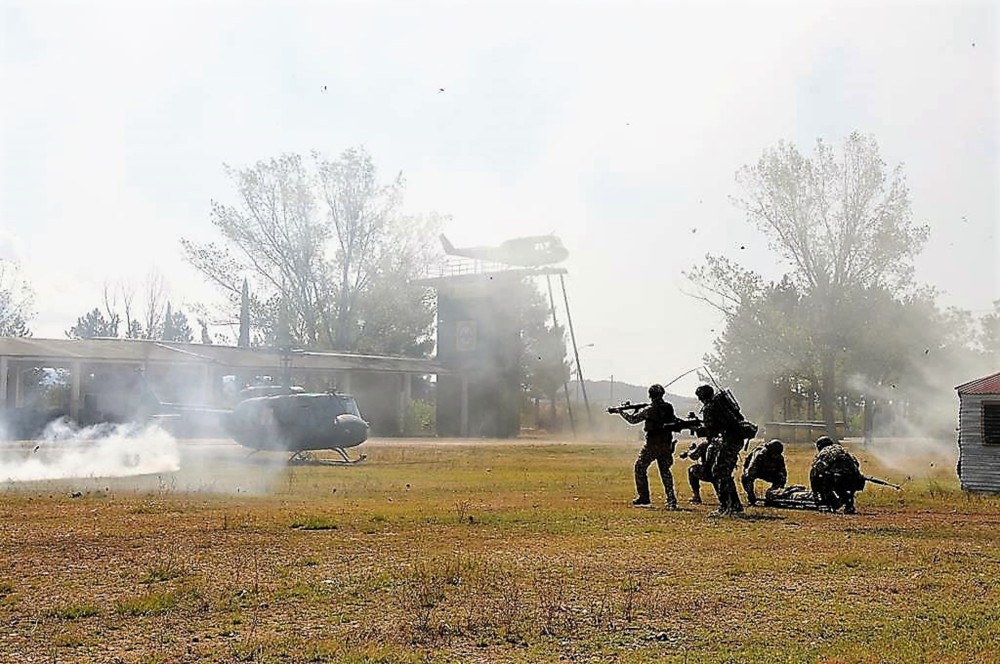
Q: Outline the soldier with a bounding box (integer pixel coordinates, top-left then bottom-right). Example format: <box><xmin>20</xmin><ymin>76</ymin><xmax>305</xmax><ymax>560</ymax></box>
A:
<box><xmin>809</xmin><ymin>436</ymin><xmax>865</xmax><ymax>513</ymax></box>
<box><xmin>763</xmin><ymin>484</ymin><xmax>818</xmax><ymax>509</ymax></box>
<box><xmin>615</xmin><ymin>383</ymin><xmax>678</xmax><ymax>509</ymax></box>
<box><xmin>694</xmin><ymin>384</ymin><xmax>744</xmax><ymax>516</ymax></box>
<box><xmin>740</xmin><ymin>439</ymin><xmax>787</xmax><ymax>506</ymax></box>
<box><xmin>679</xmin><ymin>439</ymin><xmax>712</xmax><ymax>504</ymax></box>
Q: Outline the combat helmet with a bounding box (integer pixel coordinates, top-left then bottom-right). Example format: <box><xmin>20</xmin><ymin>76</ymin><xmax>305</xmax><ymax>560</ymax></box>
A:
<box><xmin>765</xmin><ymin>439</ymin><xmax>784</xmax><ymax>454</ymax></box>
<box><xmin>695</xmin><ymin>384</ymin><xmax>714</xmax><ymax>402</ymax></box>
<box><xmin>815</xmin><ymin>435</ymin><xmax>835</xmax><ymax>451</ymax></box>
<box><xmin>648</xmin><ymin>383</ymin><xmax>665</xmax><ymax>400</ymax></box>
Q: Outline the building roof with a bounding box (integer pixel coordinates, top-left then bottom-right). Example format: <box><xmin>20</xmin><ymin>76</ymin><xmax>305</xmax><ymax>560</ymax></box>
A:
<box><xmin>0</xmin><ymin>337</ymin><xmax>445</xmax><ymax>375</ymax></box>
<box><xmin>956</xmin><ymin>370</ymin><xmax>1000</xmax><ymax>395</ymax></box>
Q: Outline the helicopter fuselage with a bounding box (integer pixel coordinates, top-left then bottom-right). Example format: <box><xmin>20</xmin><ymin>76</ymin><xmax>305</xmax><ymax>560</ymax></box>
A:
<box><xmin>225</xmin><ymin>393</ymin><xmax>369</xmax><ymax>452</ymax></box>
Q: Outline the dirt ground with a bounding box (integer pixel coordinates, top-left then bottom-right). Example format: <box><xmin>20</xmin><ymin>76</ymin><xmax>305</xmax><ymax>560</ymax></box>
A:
<box><xmin>1</xmin><ymin>435</ymin><xmax>998</xmax><ymax>662</ymax></box>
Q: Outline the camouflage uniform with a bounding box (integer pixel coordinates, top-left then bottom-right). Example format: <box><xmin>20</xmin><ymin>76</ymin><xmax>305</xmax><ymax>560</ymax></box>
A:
<box><xmin>740</xmin><ymin>441</ymin><xmax>787</xmax><ymax>505</ymax></box>
<box><xmin>809</xmin><ymin>443</ymin><xmax>865</xmax><ymax>513</ymax></box>
<box><xmin>764</xmin><ymin>484</ymin><xmax>818</xmax><ymax>509</ymax></box>
<box><xmin>698</xmin><ymin>392</ymin><xmax>744</xmax><ymax>514</ymax></box>
<box><xmin>681</xmin><ymin>440</ymin><xmax>712</xmax><ymax>504</ymax></box>
<box><xmin>621</xmin><ymin>398</ymin><xmax>678</xmax><ymax>508</ymax></box>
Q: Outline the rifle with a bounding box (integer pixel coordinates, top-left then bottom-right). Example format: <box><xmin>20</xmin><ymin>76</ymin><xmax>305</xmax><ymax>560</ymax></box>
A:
<box><xmin>864</xmin><ymin>475</ymin><xmax>902</xmax><ymax>490</ymax></box>
<box><xmin>678</xmin><ymin>440</ymin><xmax>699</xmax><ymax>459</ymax></box>
<box><xmin>674</xmin><ymin>411</ymin><xmax>702</xmax><ymax>436</ymax></box>
<box><xmin>607</xmin><ymin>401</ymin><xmax>648</xmax><ymax>415</ymax></box>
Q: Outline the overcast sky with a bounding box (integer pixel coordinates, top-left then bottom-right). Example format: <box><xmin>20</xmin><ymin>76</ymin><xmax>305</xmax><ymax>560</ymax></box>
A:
<box><xmin>1</xmin><ymin>0</ymin><xmax>997</xmax><ymax>392</ymax></box>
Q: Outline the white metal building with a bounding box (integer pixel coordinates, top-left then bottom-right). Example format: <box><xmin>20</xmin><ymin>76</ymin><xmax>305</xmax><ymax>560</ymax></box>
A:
<box><xmin>956</xmin><ymin>370</ymin><xmax>1000</xmax><ymax>493</ymax></box>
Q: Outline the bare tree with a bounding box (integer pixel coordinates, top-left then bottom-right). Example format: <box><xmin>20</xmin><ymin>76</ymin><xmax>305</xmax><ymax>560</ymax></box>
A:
<box><xmin>315</xmin><ymin>147</ymin><xmax>403</xmax><ymax>349</ymax></box>
<box><xmin>182</xmin><ymin>154</ymin><xmax>334</xmax><ymax>347</ymax></box>
<box><xmin>182</xmin><ymin>147</ymin><xmax>437</xmax><ymax>355</ymax></box>
<box><xmin>142</xmin><ymin>271</ymin><xmax>167</xmax><ymax>340</ymax></box>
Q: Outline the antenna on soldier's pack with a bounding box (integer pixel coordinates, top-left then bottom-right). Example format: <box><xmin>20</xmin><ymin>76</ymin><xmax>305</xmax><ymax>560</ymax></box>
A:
<box><xmin>701</xmin><ymin>366</ymin><xmax>722</xmax><ymax>390</ymax></box>
<box><xmin>663</xmin><ymin>366</ymin><xmax>704</xmax><ymax>391</ymax></box>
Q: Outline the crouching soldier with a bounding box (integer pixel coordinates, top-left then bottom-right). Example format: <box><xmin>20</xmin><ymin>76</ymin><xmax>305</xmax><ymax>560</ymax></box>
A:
<box><xmin>741</xmin><ymin>439</ymin><xmax>787</xmax><ymax>506</ymax></box>
<box><xmin>809</xmin><ymin>436</ymin><xmax>865</xmax><ymax>514</ymax></box>
<box><xmin>680</xmin><ymin>439</ymin><xmax>712</xmax><ymax>504</ymax></box>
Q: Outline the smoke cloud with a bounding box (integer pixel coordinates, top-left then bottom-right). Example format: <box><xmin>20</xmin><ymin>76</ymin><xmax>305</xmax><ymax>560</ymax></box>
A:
<box><xmin>0</xmin><ymin>419</ymin><xmax>179</xmax><ymax>483</ymax></box>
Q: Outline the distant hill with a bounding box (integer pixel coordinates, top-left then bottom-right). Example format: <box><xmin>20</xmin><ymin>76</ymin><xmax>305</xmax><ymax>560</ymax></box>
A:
<box><xmin>567</xmin><ymin>379</ymin><xmax>699</xmax><ymax>415</ymax></box>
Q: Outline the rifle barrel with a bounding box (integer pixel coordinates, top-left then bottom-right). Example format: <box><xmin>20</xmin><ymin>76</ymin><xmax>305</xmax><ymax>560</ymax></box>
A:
<box><xmin>865</xmin><ymin>476</ymin><xmax>901</xmax><ymax>490</ymax></box>
<box><xmin>607</xmin><ymin>402</ymin><xmax>649</xmax><ymax>414</ymax></box>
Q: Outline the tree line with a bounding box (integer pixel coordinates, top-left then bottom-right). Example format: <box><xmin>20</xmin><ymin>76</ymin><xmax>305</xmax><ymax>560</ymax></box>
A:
<box><xmin>0</xmin><ymin>146</ymin><xmax>570</xmax><ymax>419</ymax></box>
<box><xmin>688</xmin><ymin>132</ymin><xmax>998</xmax><ymax>437</ymax></box>
<box><xmin>3</xmin><ymin>138</ymin><xmax>993</xmax><ymax>436</ymax></box>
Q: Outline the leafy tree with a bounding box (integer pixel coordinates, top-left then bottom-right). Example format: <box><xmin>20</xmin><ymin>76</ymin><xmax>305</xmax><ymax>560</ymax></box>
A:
<box><xmin>980</xmin><ymin>300</ymin><xmax>1000</xmax><ymax>361</ymax></box>
<box><xmin>161</xmin><ymin>302</ymin><xmax>194</xmax><ymax>343</ymax></box>
<box><xmin>513</xmin><ymin>279</ymin><xmax>571</xmax><ymax>425</ymax></box>
<box><xmin>0</xmin><ymin>259</ymin><xmax>33</xmax><ymax>337</ymax></box>
<box><xmin>66</xmin><ymin>308</ymin><xmax>119</xmax><ymax>339</ymax></box>
<box><xmin>691</xmin><ymin>133</ymin><xmax>930</xmax><ymax>435</ymax></box>
<box><xmin>181</xmin><ymin>148</ymin><xmax>438</xmax><ymax>356</ymax></box>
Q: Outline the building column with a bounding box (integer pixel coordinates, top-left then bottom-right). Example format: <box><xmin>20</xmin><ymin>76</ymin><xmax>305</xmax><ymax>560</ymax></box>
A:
<box><xmin>398</xmin><ymin>372</ymin><xmax>412</xmax><ymax>434</ymax></box>
<box><xmin>0</xmin><ymin>356</ymin><xmax>8</xmax><ymax>408</ymax></box>
<box><xmin>202</xmin><ymin>364</ymin><xmax>214</xmax><ymax>405</ymax></box>
<box><xmin>70</xmin><ymin>361</ymin><xmax>82</xmax><ymax>421</ymax></box>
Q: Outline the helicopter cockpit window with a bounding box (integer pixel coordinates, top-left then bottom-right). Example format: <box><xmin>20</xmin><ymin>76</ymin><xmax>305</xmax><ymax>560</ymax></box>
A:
<box><xmin>340</xmin><ymin>396</ymin><xmax>362</xmax><ymax>418</ymax></box>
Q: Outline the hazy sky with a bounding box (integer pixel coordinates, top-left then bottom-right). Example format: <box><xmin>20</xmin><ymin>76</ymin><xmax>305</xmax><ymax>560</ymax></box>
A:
<box><xmin>2</xmin><ymin>0</ymin><xmax>997</xmax><ymax>391</ymax></box>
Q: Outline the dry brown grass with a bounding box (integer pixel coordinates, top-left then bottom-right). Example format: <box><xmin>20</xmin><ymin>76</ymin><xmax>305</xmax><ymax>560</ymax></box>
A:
<box><xmin>1</xmin><ymin>437</ymin><xmax>998</xmax><ymax>662</ymax></box>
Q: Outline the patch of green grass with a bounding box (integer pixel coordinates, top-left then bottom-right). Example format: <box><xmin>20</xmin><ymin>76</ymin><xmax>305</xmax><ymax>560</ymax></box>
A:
<box><xmin>50</xmin><ymin>631</ymin><xmax>91</xmax><ymax>648</ymax></box>
<box><xmin>291</xmin><ymin>516</ymin><xmax>339</xmax><ymax>530</ymax></box>
<box><xmin>273</xmin><ymin>580</ymin><xmax>327</xmax><ymax>601</ymax></box>
<box><xmin>829</xmin><ymin>552</ymin><xmax>865</xmax><ymax>569</ymax></box>
<box><xmin>139</xmin><ymin>563</ymin><xmax>185</xmax><ymax>585</ymax></box>
<box><xmin>48</xmin><ymin>602</ymin><xmax>100</xmax><ymax>620</ymax></box>
<box><xmin>114</xmin><ymin>589</ymin><xmax>179</xmax><ymax>616</ymax></box>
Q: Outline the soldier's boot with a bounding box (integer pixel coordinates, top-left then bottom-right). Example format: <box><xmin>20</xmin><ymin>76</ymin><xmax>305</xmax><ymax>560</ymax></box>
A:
<box><xmin>725</xmin><ymin>481</ymin><xmax>744</xmax><ymax>514</ymax></box>
<box><xmin>843</xmin><ymin>494</ymin><xmax>857</xmax><ymax>514</ymax></box>
<box><xmin>665</xmin><ymin>489</ymin><xmax>678</xmax><ymax>510</ymax></box>
<box><xmin>631</xmin><ymin>496</ymin><xmax>652</xmax><ymax>507</ymax></box>
<box><xmin>688</xmin><ymin>474</ymin><xmax>702</xmax><ymax>503</ymax></box>
<box><xmin>741</xmin><ymin>475</ymin><xmax>757</xmax><ymax>506</ymax></box>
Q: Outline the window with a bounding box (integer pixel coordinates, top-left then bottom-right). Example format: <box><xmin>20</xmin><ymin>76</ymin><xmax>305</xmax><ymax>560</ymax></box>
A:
<box><xmin>983</xmin><ymin>402</ymin><xmax>1000</xmax><ymax>445</ymax></box>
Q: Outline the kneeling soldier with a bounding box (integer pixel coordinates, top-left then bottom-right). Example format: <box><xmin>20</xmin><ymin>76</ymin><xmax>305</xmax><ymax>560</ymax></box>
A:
<box><xmin>741</xmin><ymin>439</ymin><xmax>788</xmax><ymax>506</ymax></box>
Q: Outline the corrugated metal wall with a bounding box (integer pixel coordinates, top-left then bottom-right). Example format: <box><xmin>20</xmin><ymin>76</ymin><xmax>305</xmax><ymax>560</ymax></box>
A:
<box><xmin>958</xmin><ymin>394</ymin><xmax>1000</xmax><ymax>492</ymax></box>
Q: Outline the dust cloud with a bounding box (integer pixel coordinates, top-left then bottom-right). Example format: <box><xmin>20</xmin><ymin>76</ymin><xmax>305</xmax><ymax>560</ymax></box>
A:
<box><xmin>0</xmin><ymin>419</ymin><xmax>179</xmax><ymax>482</ymax></box>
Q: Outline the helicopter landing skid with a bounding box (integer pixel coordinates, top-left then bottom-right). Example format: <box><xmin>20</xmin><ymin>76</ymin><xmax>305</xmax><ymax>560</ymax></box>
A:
<box><xmin>287</xmin><ymin>449</ymin><xmax>367</xmax><ymax>466</ymax></box>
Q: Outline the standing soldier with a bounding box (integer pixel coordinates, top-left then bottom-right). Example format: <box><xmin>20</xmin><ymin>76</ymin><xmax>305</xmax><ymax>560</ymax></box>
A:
<box><xmin>810</xmin><ymin>436</ymin><xmax>865</xmax><ymax>513</ymax></box>
<box><xmin>741</xmin><ymin>439</ymin><xmax>788</xmax><ymax>506</ymax></box>
<box><xmin>695</xmin><ymin>384</ymin><xmax>745</xmax><ymax>516</ymax></box>
<box><xmin>679</xmin><ymin>439</ymin><xmax>712</xmax><ymax>504</ymax></box>
<box><xmin>613</xmin><ymin>384</ymin><xmax>679</xmax><ymax>509</ymax></box>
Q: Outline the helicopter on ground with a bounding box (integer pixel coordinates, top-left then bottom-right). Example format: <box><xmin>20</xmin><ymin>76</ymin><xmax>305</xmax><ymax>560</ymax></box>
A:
<box><xmin>439</xmin><ymin>233</ymin><xmax>569</xmax><ymax>267</ymax></box>
<box><xmin>143</xmin><ymin>376</ymin><xmax>369</xmax><ymax>465</ymax></box>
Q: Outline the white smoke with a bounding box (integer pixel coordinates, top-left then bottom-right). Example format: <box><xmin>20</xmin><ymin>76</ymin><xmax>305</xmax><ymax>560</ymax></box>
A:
<box><xmin>857</xmin><ymin>436</ymin><xmax>956</xmax><ymax>480</ymax></box>
<box><xmin>0</xmin><ymin>419</ymin><xmax>180</xmax><ymax>483</ymax></box>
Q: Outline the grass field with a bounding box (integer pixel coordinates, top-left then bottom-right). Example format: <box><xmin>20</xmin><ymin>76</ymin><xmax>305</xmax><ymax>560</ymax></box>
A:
<box><xmin>1</xmin><ymin>436</ymin><xmax>998</xmax><ymax>663</ymax></box>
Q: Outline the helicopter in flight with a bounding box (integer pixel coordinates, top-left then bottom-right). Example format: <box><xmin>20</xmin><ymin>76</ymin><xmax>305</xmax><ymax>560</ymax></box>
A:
<box><xmin>439</xmin><ymin>233</ymin><xmax>569</xmax><ymax>267</ymax></box>
<box><xmin>143</xmin><ymin>376</ymin><xmax>369</xmax><ymax>465</ymax></box>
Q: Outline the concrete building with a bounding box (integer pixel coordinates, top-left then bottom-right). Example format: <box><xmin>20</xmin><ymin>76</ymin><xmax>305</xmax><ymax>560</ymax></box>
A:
<box><xmin>956</xmin><ymin>370</ymin><xmax>1000</xmax><ymax>493</ymax></box>
<box><xmin>0</xmin><ymin>337</ymin><xmax>442</xmax><ymax>438</ymax></box>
